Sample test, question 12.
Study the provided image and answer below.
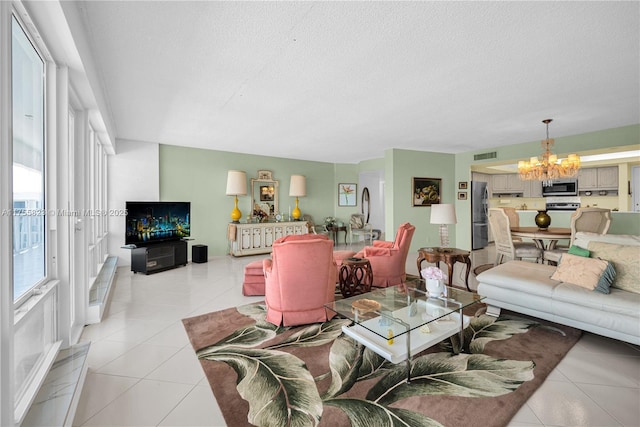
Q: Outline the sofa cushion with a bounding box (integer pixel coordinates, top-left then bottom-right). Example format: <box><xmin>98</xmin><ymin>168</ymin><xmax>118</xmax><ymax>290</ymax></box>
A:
<box><xmin>587</xmin><ymin>241</ymin><xmax>640</xmax><ymax>294</ymax></box>
<box><xmin>550</xmin><ymin>254</ymin><xmax>615</xmax><ymax>294</ymax></box>
<box><xmin>553</xmin><ymin>283</ymin><xmax>640</xmax><ymax>318</ymax></box>
<box><xmin>476</xmin><ymin>261</ymin><xmax>559</xmax><ymax>298</ymax></box>
<box><xmin>573</xmin><ymin>232</ymin><xmax>640</xmax><ymax>249</ymax></box>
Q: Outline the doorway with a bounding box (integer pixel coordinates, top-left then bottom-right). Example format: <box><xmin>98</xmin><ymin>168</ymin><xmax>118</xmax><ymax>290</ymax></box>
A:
<box><xmin>359</xmin><ymin>170</ymin><xmax>385</xmax><ymax>240</ymax></box>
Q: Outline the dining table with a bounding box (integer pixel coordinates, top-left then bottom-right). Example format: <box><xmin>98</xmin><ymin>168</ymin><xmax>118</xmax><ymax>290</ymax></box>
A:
<box><xmin>510</xmin><ymin>226</ymin><xmax>572</xmax><ymax>250</ymax></box>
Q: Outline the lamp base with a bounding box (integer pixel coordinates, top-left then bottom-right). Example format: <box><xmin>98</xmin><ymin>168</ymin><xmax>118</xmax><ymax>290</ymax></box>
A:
<box><xmin>230</xmin><ymin>196</ymin><xmax>242</xmax><ymax>223</ymax></box>
<box><xmin>291</xmin><ymin>197</ymin><xmax>301</xmax><ymax>220</ymax></box>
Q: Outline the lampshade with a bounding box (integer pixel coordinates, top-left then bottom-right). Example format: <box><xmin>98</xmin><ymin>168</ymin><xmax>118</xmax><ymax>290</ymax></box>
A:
<box><xmin>226</xmin><ymin>170</ymin><xmax>247</xmax><ymax>196</ymax></box>
<box><xmin>430</xmin><ymin>204</ymin><xmax>457</xmax><ymax>225</ymax></box>
<box><xmin>289</xmin><ymin>175</ymin><xmax>306</xmax><ymax>197</ymax></box>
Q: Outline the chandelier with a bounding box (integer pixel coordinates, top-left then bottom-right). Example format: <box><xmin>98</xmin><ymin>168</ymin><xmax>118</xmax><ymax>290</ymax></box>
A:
<box><xmin>517</xmin><ymin>119</ymin><xmax>580</xmax><ymax>187</ymax></box>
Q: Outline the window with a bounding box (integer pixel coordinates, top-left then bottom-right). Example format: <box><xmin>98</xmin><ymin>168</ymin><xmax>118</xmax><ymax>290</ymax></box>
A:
<box><xmin>12</xmin><ymin>15</ymin><xmax>46</xmax><ymax>302</ymax></box>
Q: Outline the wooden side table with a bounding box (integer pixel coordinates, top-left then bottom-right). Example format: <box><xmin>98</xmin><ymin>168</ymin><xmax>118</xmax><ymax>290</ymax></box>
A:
<box><xmin>338</xmin><ymin>258</ymin><xmax>373</xmax><ymax>297</ymax></box>
<box><xmin>416</xmin><ymin>248</ymin><xmax>472</xmax><ymax>292</ymax></box>
<box><xmin>327</xmin><ymin>225</ymin><xmax>348</xmax><ymax>246</ymax></box>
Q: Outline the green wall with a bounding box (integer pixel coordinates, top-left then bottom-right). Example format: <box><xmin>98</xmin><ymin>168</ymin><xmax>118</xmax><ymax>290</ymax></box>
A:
<box><xmin>160</xmin><ymin>145</ymin><xmax>341</xmax><ymax>255</ymax></box>
<box><xmin>158</xmin><ymin>124</ymin><xmax>639</xmax><ymax>256</ymax></box>
<box><xmin>386</xmin><ymin>149</ymin><xmax>456</xmax><ymax>254</ymax></box>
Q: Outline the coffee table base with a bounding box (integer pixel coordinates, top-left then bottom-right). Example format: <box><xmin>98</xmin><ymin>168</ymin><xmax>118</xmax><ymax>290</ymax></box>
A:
<box><xmin>342</xmin><ymin>312</ymin><xmax>470</xmax><ymax>382</ymax></box>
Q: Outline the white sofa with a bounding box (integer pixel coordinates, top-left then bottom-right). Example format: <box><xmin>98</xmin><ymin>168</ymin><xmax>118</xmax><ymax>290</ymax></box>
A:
<box><xmin>477</xmin><ymin>232</ymin><xmax>640</xmax><ymax>345</ymax></box>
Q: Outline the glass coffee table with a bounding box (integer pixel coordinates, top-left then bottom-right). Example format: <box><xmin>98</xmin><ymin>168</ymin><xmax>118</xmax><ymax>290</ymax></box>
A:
<box><xmin>325</xmin><ymin>281</ymin><xmax>484</xmax><ymax>382</ymax></box>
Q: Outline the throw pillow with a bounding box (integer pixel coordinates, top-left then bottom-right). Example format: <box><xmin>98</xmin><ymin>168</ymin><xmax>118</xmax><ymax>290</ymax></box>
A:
<box><xmin>567</xmin><ymin>245</ymin><xmax>590</xmax><ymax>257</ymax></box>
<box><xmin>587</xmin><ymin>241</ymin><xmax>640</xmax><ymax>294</ymax></box>
<box><xmin>551</xmin><ymin>253</ymin><xmax>615</xmax><ymax>294</ymax></box>
<box><xmin>350</xmin><ymin>216</ymin><xmax>364</xmax><ymax>229</ymax></box>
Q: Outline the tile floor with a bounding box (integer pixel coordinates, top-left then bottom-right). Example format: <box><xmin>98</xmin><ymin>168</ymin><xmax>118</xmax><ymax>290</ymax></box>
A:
<box><xmin>73</xmin><ymin>243</ymin><xmax>640</xmax><ymax>427</ymax></box>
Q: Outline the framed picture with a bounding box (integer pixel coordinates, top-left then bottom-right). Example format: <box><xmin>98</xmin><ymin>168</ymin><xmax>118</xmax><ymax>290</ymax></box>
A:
<box><xmin>458</xmin><ymin>191</ymin><xmax>468</xmax><ymax>200</ymax></box>
<box><xmin>458</xmin><ymin>181</ymin><xmax>468</xmax><ymax>190</ymax></box>
<box><xmin>412</xmin><ymin>177</ymin><xmax>441</xmax><ymax>206</ymax></box>
<box><xmin>259</xmin><ymin>185</ymin><xmax>275</xmax><ymax>201</ymax></box>
<box><xmin>338</xmin><ymin>183</ymin><xmax>357</xmax><ymax>206</ymax></box>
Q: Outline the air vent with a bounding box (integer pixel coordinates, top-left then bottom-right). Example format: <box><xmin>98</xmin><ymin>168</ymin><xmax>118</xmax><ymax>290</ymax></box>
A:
<box><xmin>474</xmin><ymin>151</ymin><xmax>497</xmax><ymax>161</ymax></box>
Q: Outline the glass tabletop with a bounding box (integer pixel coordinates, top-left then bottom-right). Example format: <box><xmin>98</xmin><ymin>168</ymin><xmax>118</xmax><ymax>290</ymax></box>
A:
<box><xmin>325</xmin><ymin>280</ymin><xmax>484</xmax><ymax>341</ymax></box>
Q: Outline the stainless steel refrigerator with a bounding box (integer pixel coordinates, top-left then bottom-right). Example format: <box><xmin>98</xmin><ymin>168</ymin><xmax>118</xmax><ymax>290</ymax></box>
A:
<box><xmin>471</xmin><ymin>181</ymin><xmax>489</xmax><ymax>250</ymax></box>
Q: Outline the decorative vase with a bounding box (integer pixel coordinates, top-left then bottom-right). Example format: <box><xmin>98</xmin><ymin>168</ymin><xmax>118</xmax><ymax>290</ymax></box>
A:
<box><xmin>426</xmin><ymin>278</ymin><xmax>444</xmax><ymax>297</ymax></box>
<box><xmin>535</xmin><ymin>210</ymin><xmax>551</xmax><ymax>230</ymax></box>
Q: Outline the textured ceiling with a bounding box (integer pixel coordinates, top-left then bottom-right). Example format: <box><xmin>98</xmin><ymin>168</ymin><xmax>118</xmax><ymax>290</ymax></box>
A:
<box><xmin>78</xmin><ymin>1</ymin><xmax>639</xmax><ymax>163</ymax></box>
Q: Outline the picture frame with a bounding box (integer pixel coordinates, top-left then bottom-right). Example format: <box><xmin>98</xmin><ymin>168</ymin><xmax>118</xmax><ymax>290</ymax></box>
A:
<box><xmin>412</xmin><ymin>177</ymin><xmax>441</xmax><ymax>206</ymax></box>
<box><xmin>259</xmin><ymin>185</ymin><xmax>275</xmax><ymax>201</ymax></box>
<box><xmin>458</xmin><ymin>181</ymin><xmax>468</xmax><ymax>190</ymax></box>
<box><xmin>458</xmin><ymin>191</ymin><xmax>468</xmax><ymax>200</ymax></box>
<box><xmin>338</xmin><ymin>183</ymin><xmax>357</xmax><ymax>206</ymax></box>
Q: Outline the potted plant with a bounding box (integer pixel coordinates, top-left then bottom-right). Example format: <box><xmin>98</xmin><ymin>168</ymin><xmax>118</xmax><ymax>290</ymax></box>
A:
<box><xmin>421</xmin><ymin>266</ymin><xmax>447</xmax><ymax>297</ymax></box>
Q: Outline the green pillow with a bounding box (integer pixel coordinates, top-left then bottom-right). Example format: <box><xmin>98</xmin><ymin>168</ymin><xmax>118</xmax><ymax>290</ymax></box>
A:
<box><xmin>568</xmin><ymin>245</ymin><xmax>590</xmax><ymax>257</ymax></box>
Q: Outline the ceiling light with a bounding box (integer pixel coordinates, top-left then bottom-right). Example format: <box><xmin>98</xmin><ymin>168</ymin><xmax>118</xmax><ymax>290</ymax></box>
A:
<box><xmin>517</xmin><ymin>119</ymin><xmax>581</xmax><ymax>186</ymax></box>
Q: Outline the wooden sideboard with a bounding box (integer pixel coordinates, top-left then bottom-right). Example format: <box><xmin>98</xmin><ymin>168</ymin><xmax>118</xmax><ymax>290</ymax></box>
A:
<box><xmin>229</xmin><ymin>221</ymin><xmax>309</xmax><ymax>256</ymax></box>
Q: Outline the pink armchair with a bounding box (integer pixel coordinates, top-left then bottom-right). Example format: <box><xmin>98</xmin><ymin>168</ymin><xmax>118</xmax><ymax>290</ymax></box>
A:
<box><xmin>354</xmin><ymin>222</ymin><xmax>415</xmax><ymax>287</ymax></box>
<box><xmin>263</xmin><ymin>234</ymin><xmax>337</xmax><ymax>326</ymax></box>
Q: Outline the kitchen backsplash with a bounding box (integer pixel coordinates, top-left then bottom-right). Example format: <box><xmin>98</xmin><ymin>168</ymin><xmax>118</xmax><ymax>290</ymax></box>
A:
<box><xmin>488</xmin><ymin>196</ymin><xmax>621</xmax><ymax>211</ymax></box>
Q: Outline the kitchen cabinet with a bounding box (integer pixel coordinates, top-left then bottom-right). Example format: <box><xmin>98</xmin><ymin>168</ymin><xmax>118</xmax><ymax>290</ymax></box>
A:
<box><xmin>578</xmin><ymin>168</ymin><xmax>598</xmax><ymax>189</ymax></box>
<box><xmin>596</xmin><ymin>166</ymin><xmax>618</xmax><ymax>189</ymax></box>
<box><xmin>525</xmin><ymin>180</ymin><xmax>543</xmax><ymax>198</ymax></box>
<box><xmin>229</xmin><ymin>221</ymin><xmax>308</xmax><ymax>256</ymax></box>
<box><xmin>472</xmin><ymin>172</ymin><xmax>490</xmax><ymax>182</ymax></box>
<box><xmin>578</xmin><ymin>166</ymin><xmax>618</xmax><ymax>191</ymax></box>
<box><xmin>491</xmin><ymin>174</ymin><xmax>524</xmax><ymax>195</ymax></box>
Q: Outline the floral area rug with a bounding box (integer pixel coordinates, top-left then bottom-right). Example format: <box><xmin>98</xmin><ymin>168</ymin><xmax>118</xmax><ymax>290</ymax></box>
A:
<box><xmin>182</xmin><ymin>303</ymin><xmax>581</xmax><ymax>427</ymax></box>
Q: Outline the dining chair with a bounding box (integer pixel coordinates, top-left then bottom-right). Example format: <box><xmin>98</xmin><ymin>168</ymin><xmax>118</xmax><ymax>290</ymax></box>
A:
<box><xmin>488</xmin><ymin>208</ymin><xmax>542</xmax><ymax>265</ymax></box>
<box><xmin>543</xmin><ymin>207</ymin><xmax>612</xmax><ymax>264</ymax></box>
<box><xmin>500</xmin><ymin>207</ymin><xmax>522</xmax><ymax>242</ymax></box>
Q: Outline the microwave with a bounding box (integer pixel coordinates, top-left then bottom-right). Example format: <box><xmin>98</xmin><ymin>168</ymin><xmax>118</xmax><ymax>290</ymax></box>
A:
<box><xmin>541</xmin><ymin>179</ymin><xmax>578</xmax><ymax>196</ymax></box>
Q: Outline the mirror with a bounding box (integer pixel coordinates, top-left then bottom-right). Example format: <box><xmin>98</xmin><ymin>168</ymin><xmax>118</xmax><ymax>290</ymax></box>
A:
<box><xmin>250</xmin><ymin>170</ymin><xmax>279</xmax><ymax>221</ymax></box>
<box><xmin>361</xmin><ymin>187</ymin><xmax>370</xmax><ymax>223</ymax></box>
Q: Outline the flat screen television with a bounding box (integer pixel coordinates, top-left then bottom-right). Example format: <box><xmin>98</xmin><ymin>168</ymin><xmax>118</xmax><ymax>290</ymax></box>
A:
<box><xmin>125</xmin><ymin>201</ymin><xmax>190</xmax><ymax>246</ymax></box>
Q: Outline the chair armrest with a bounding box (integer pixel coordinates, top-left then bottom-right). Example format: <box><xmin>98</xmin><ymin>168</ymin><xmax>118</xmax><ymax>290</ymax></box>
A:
<box><xmin>363</xmin><ymin>246</ymin><xmax>393</xmax><ymax>257</ymax></box>
<box><xmin>263</xmin><ymin>259</ymin><xmax>273</xmax><ymax>276</ymax></box>
<box><xmin>373</xmin><ymin>240</ymin><xmax>394</xmax><ymax>248</ymax></box>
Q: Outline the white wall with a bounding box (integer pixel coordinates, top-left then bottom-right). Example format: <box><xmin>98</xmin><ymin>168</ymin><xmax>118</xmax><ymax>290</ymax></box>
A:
<box><xmin>108</xmin><ymin>139</ymin><xmax>160</xmax><ymax>265</ymax></box>
<box><xmin>359</xmin><ymin>170</ymin><xmax>385</xmax><ymax>239</ymax></box>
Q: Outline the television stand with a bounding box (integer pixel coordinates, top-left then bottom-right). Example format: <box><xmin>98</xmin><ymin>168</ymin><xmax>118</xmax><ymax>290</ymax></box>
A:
<box><xmin>131</xmin><ymin>240</ymin><xmax>187</xmax><ymax>274</ymax></box>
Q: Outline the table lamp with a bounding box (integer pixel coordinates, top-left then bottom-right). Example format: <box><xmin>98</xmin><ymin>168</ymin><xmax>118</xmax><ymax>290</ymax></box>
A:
<box><xmin>430</xmin><ymin>203</ymin><xmax>457</xmax><ymax>251</ymax></box>
<box><xmin>226</xmin><ymin>170</ymin><xmax>247</xmax><ymax>223</ymax></box>
<box><xmin>289</xmin><ymin>175</ymin><xmax>306</xmax><ymax>220</ymax></box>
